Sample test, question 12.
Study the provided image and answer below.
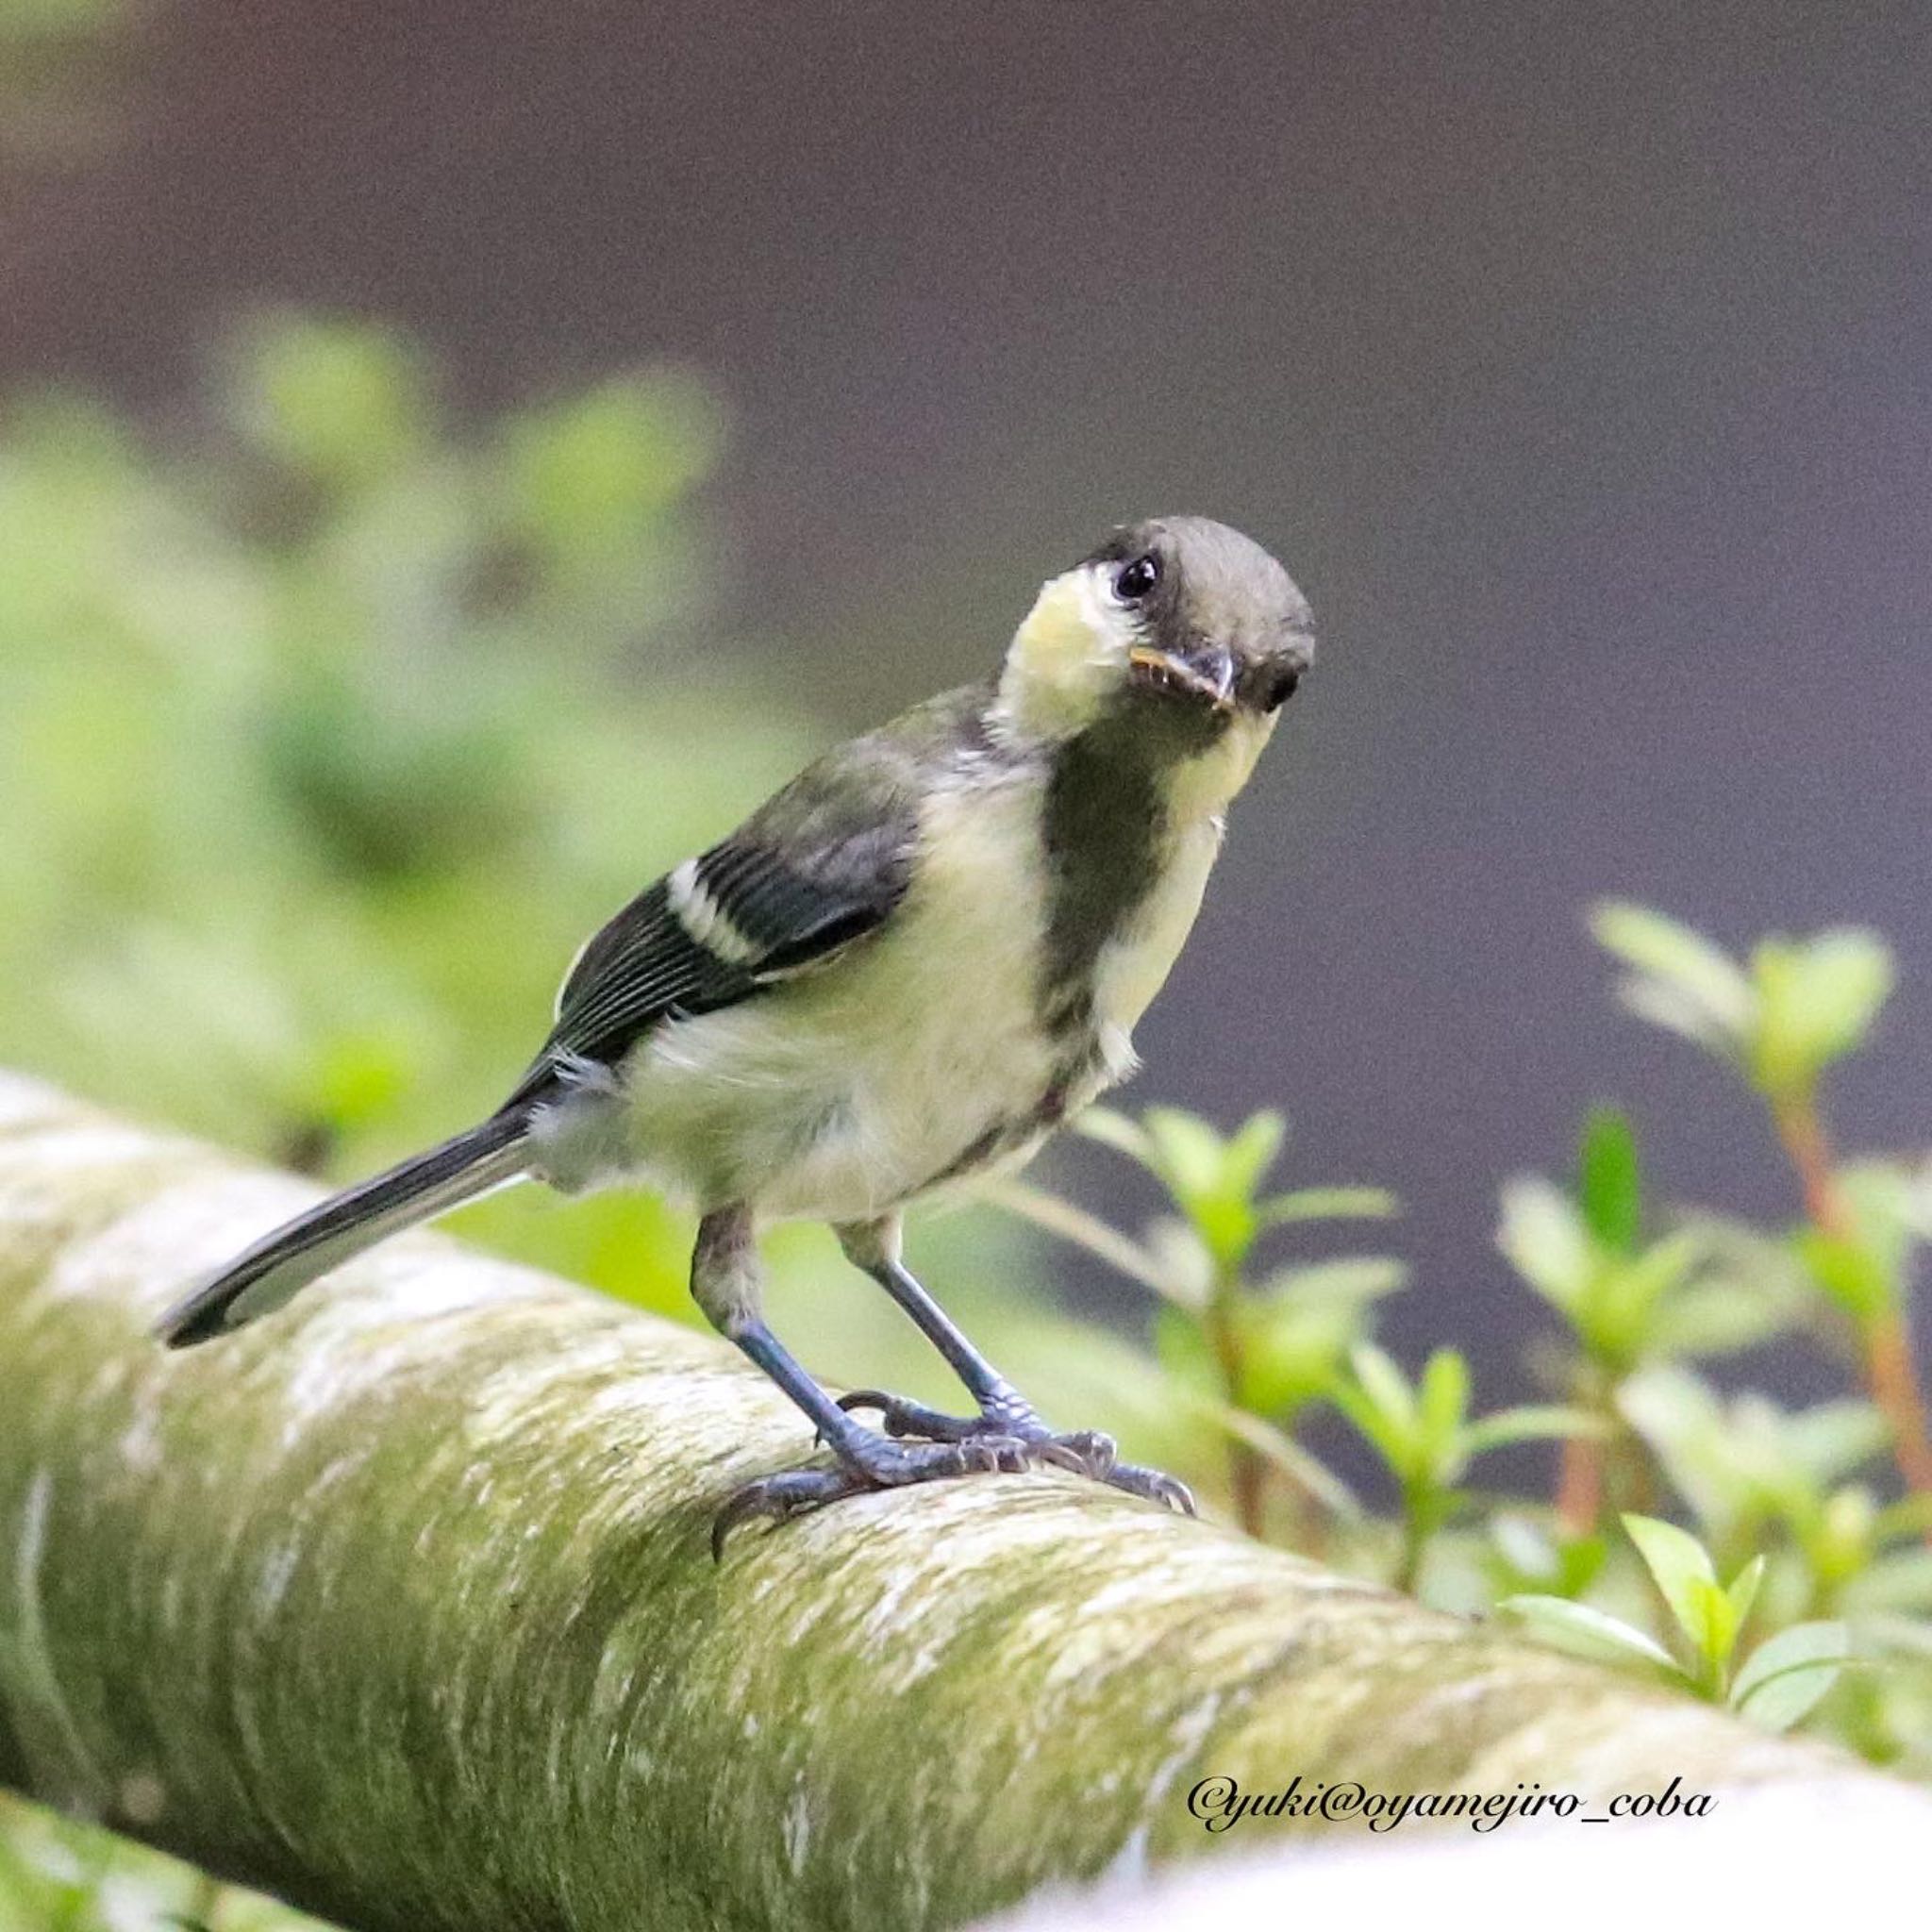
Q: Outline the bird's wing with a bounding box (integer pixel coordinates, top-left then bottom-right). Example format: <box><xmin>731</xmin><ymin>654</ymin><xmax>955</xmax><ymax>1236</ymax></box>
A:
<box><xmin>542</xmin><ymin>824</ymin><xmax>910</xmax><ymax>1067</ymax></box>
<box><xmin>504</xmin><ymin>686</ymin><xmax>998</xmax><ymax>1104</ymax></box>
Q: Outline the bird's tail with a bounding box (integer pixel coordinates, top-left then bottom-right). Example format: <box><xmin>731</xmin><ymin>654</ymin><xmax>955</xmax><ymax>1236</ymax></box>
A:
<box><xmin>156</xmin><ymin>1111</ymin><xmax>532</xmax><ymax>1348</ymax></box>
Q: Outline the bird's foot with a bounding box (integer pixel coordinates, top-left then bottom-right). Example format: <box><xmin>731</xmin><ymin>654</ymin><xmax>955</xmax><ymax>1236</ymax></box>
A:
<box><xmin>711</xmin><ymin>1427</ymin><xmax>1079</xmax><ymax>1559</ymax></box>
<box><xmin>835</xmin><ymin>1385</ymin><xmax>1112</xmax><ymax>1468</ymax></box>
<box><xmin>836</xmin><ymin>1387</ymin><xmax>1196</xmax><ymax>1517</ymax></box>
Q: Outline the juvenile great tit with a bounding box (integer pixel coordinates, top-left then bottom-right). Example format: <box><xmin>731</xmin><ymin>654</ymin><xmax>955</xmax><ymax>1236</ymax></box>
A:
<box><xmin>158</xmin><ymin>515</ymin><xmax>1315</xmax><ymax>1548</ymax></box>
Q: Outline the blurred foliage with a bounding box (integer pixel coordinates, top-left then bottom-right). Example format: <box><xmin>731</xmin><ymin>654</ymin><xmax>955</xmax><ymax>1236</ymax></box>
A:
<box><xmin>0</xmin><ymin>312</ymin><xmax>770</xmax><ymax>1297</ymax></box>
<box><xmin>1503</xmin><ymin>1512</ymin><xmax>1851</xmax><ymax>1728</ymax></box>
<box><xmin>0</xmin><ymin>1792</ymin><xmax>333</xmax><ymax>1932</ymax></box>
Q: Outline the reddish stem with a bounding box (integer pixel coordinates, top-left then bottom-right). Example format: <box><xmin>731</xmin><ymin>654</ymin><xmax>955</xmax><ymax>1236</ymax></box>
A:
<box><xmin>1555</xmin><ymin>1427</ymin><xmax>1606</xmax><ymax>1540</ymax></box>
<box><xmin>1773</xmin><ymin>1093</ymin><xmax>1932</xmax><ymax>1510</ymax></box>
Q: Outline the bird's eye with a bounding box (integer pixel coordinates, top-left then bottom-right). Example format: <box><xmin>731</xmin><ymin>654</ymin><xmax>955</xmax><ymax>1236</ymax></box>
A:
<box><xmin>1112</xmin><ymin>553</ymin><xmax>1161</xmax><ymax>602</ymax></box>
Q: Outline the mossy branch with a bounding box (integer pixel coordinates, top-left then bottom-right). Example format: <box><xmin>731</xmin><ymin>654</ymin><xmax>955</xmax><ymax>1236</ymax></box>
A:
<box><xmin>0</xmin><ymin>1073</ymin><xmax>1905</xmax><ymax>1932</ymax></box>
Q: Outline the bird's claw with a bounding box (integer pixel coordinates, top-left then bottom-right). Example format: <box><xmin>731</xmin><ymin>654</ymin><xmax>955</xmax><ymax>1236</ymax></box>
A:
<box><xmin>713</xmin><ymin>1429</ymin><xmax>1063</xmax><ymax>1557</ymax></box>
<box><xmin>710</xmin><ymin>1465</ymin><xmax>869</xmax><ymax>1560</ymax></box>
<box><xmin>839</xmin><ymin>1386</ymin><xmax>1111</xmax><ymax>1469</ymax></box>
<box><xmin>834</xmin><ymin>1387</ymin><xmax>979</xmax><ymax>1441</ymax></box>
<box><xmin>834</xmin><ymin>1388</ymin><xmax>1191</xmax><ymax>1508</ymax></box>
<box><xmin>722</xmin><ymin>1391</ymin><xmax>1195</xmax><ymax>1555</ymax></box>
<box><xmin>1104</xmin><ymin>1460</ymin><xmax>1198</xmax><ymax>1516</ymax></box>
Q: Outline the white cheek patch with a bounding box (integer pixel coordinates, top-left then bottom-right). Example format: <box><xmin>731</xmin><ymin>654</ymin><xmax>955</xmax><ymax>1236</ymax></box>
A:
<box><xmin>1073</xmin><ymin>563</ymin><xmax>1128</xmax><ymax>645</ymax></box>
<box><xmin>996</xmin><ymin>565</ymin><xmax>1135</xmax><ymax>741</ymax></box>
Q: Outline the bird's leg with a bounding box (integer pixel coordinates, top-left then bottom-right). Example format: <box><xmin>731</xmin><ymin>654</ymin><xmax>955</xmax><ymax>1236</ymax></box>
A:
<box><xmin>834</xmin><ymin>1219</ymin><xmax>1062</xmax><ymax>1441</ymax></box>
<box><xmin>691</xmin><ymin>1207</ymin><xmax>1080</xmax><ymax>1555</ymax></box>
<box><xmin>832</xmin><ymin>1216</ymin><xmax>1196</xmax><ymax>1516</ymax></box>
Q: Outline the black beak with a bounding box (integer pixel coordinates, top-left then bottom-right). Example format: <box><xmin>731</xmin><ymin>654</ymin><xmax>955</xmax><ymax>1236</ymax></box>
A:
<box><xmin>1128</xmin><ymin>641</ymin><xmax>1237</xmax><ymax>712</ymax></box>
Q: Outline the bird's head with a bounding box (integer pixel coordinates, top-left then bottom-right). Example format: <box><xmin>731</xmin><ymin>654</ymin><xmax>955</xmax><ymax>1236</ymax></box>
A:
<box><xmin>996</xmin><ymin>517</ymin><xmax>1315</xmax><ymax>758</ymax></box>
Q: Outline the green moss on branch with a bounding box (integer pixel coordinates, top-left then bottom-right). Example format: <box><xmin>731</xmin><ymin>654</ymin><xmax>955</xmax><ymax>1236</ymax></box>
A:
<box><xmin>0</xmin><ymin>1074</ymin><xmax>1897</xmax><ymax>1932</ymax></box>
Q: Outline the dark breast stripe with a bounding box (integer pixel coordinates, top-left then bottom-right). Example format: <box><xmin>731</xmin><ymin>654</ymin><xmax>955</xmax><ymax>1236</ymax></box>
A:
<box><xmin>1038</xmin><ymin>720</ymin><xmax>1169</xmax><ymax>1033</ymax></box>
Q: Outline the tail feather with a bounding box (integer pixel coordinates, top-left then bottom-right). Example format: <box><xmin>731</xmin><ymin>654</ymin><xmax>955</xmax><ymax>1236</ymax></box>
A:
<box><xmin>157</xmin><ymin>1112</ymin><xmax>531</xmax><ymax>1348</ymax></box>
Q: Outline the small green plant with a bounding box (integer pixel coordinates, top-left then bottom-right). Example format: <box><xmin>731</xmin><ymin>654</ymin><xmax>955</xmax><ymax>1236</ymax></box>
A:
<box><xmin>1497</xmin><ymin>1106</ymin><xmax>1803</xmax><ymax>1536</ymax></box>
<box><xmin>994</xmin><ymin>1104</ymin><xmax>1399</xmax><ymax>1540</ymax></box>
<box><xmin>1618</xmin><ymin>1368</ymin><xmax>1932</xmax><ymax>1617</ymax></box>
<box><xmin>1593</xmin><ymin>903</ymin><xmax>1932</xmax><ymax>1502</ymax></box>
<box><xmin>1504</xmin><ymin>1514</ymin><xmax>1854</xmax><ymax>1730</ymax></box>
<box><xmin>0</xmin><ymin>1790</ymin><xmax>326</xmax><ymax>1932</ymax></box>
<box><xmin>1331</xmin><ymin>1344</ymin><xmax>1591</xmax><ymax>1592</ymax></box>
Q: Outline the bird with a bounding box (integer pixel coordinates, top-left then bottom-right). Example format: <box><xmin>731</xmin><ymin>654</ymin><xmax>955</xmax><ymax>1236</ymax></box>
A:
<box><xmin>157</xmin><ymin>515</ymin><xmax>1316</xmax><ymax>1551</ymax></box>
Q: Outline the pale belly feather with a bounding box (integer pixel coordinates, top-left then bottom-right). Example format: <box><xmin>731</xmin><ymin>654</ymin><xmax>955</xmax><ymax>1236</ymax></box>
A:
<box><xmin>614</xmin><ymin>778</ymin><xmax>1066</xmax><ymax>1223</ymax></box>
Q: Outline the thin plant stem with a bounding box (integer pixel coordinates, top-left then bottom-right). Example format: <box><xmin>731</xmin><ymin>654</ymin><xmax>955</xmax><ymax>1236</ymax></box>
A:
<box><xmin>1772</xmin><ymin>1091</ymin><xmax>1932</xmax><ymax>1508</ymax></box>
<box><xmin>1555</xmin><ymin>1418</ymin><xmax>1606</xmax><ymax>1539</ymax></box>
<box><xmin>981</xmin><ymin>1181</ymin><xmax>1180</xmax><ymax>1303</ymax></box>
<box><xmin>1201</xmin><ymin>1259</ymin><xmax>1268</xmax><ymax>1537</ymax></box>
<box><xmin>1393</xmin><ymin>1488</ymin><xmax>1428</xmax><ymax>1596</ymax></box>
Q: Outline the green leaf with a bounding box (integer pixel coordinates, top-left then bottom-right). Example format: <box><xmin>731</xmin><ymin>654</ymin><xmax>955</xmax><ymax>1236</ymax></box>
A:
<box><xmin>1073</xmin><ymin>1105</ymin><xmax>1156</xmax><ymax>1165</ymax></box>
<box><xmin>1750</xmin><ymin>930</ymin><xmax>1894</xmax><ymax>1098</ymax></box>
<box><xmin>1645</xmin><ymin>1274</ymin><xmax>1800</xmax><ymax>1359</ymax></box>
<box><xmin>1578</xmin><ymin>1107</ymin><xmax>1642</xmax><ymax>1254</ymax></box>
<box><xmin>1837</xmin><ymin>1159</ymin><xmax>1932</xmax><ymax>1283</ymax></box>
<box><xmin>1724</xmin><ymin>1554</ymin><xmax>1767</xmax><ymax>1631</ymax></box>
<box><xmin>1490</xmin><ymin>1512</ymin><xmax>1563</xmax><ymax>1586</ymax></box>
<box><xmin>1498</xmin><ymin>1594</ymin><xmax>1678</xmax><ymax>1673</ymax></box>
<box><xmin>1259</xmin><ymin>1256</ymin><xmax>1409</xmax><ymax>1307</ymax></box>
<box><xmin>1151</xmin><ymin>1303</ymin><xmax>1222</xmax><ymax>1400</ymax></box>
<box><xmin>1234</xmin><ymin>1260</ymin><xmax>1404</xmax><ymax>1418</ymax></box>
<box><xmin>1613</xmin><ymin>974</ymin><xmax>1746</xmax><ymax>1058</ymax></box>
<box><xmin>1461</xmin><ymin>1405</ymin><xmax>1601</xmax><ymax>1458</ymax></box>
<box><xmin>1334</xmin><ymin>1344</ymin><xmax>1420</xmax><ymax>1471</ymax></box>
<box><xmin>504</xmin><ymin>372</ymin><xmax>723</xmax><ymax>563</ymax></box>
<box><xmin>1623</xmin><ymin>1513</ymin><xmax>1719</xmax><ymax>1647</ymax></box>
<box><xmin>1221</xmin><ymin>1109</ymin><xmax>1288</xmax><ymax>1201</ymax></box>
<box><xmin>1257</xmin><ymin>1185</ymin><xmax>1400</xmax><ymax>1226</ymax></box>
<box><xmin>1140</xmin><ymin>1218</ymin><xmax>1217</xmax><ymax>1307</ymax></box>
<box><xmin>1414</xmin><ymin>1352</ymin><xmax>1468</xmax><ymax>1453</ymax></box>
<box><xmin>1684</xmin><ymin>1574</ymin><xmax>1742</xmax><ymax>1671</ymax></box>
<box><xmin>1730</xmin><ymin>1622</ymin><xmax>1853</xmax><ymax>1732</ymax></box>
<box><xmin>1847</xmin><ymin>1548</ymin><xmax>1932</xmax><ymax>1616</ymax></box>
<box><xmin>1794</xmin><ymin>1229</ymin><xmax>1898</xmax><ymax>1324</ymax></box>
<box><xmin>1496</xmin><ymin>1175</ymin><xmax>1594</xmax><ymax>1313</ymax></box>
<box><xmin>1591</xmin><ymin>901</ymin><xmax>1757</xmax><ymax>1057</ymax></box>
<box><xmin>1141</xmin><ymin>1106</ymin><xmax>1229</xmax><ymax>1206</ymax></box>
<box><xmin>1781</xmin><ymin>1401</ymin><xmax>1891</xmax><ymax>1485</ymax></box>
<box><xmin>985</xmin><ymin>1178</ymin><xmax>1190</xmax><ymax>1305</ymax></box>
<box><xmin>232</xmin><ymin>313</ymin><xmax>430</xmax><ymax>486</ymax></box>
<box><xmin>1197</xmin><ymin>1399</ymin><xmax>1364</xmax><ymax>1520</ymax></box>
<box><xmin>1349</xmin><ymin>1343</ymin><xmax>1419</xmax><ymax>1436</ymax></box>
<box><xmin>1588</xmin><ymin>1225</ymin><xmax>1720</xmax><ymax>1369</ymax></box>
<box><xmin>1811</xmin><ymin>1487</ymin><xmax>1880</xmax><ymax>1584</ymax></box>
